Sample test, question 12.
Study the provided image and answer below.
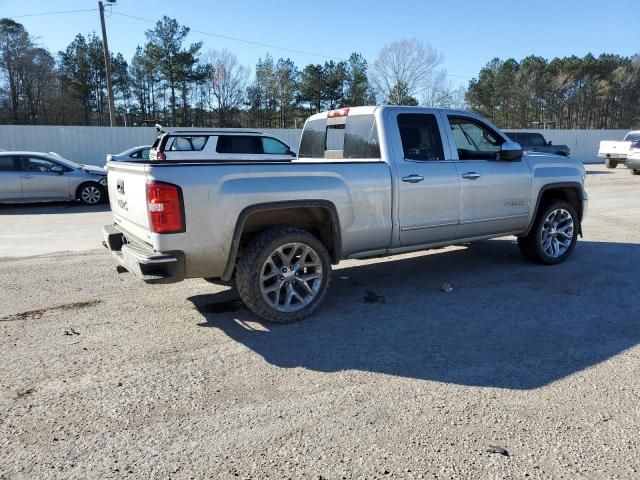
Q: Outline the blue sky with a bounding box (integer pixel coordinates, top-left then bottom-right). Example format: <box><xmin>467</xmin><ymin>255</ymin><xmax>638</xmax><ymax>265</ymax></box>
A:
<box><xmin>3</xmin><ymin>0</ymin><xmax>639</xmax><ymax>87</ymax></box>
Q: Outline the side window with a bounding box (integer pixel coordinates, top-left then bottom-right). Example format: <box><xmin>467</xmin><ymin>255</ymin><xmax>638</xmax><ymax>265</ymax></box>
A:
<box><xmin>448</xmin><ymin>116</ymin><xmax>503</xmax><ymax>160</ymax></box>
<box><xmin>261</xmin><ymin>137</ymin><xmax>290</xmax><ymax>155</ymax></box>
<box><xmin>23</xmin><ymin>156</ymin><xmax>59</xmax><ymax>172</ymax></box>
<box><xmin>397</xmin><ymin>113</ymin><xmax>445</xmax><ymax>161</ymax></box>
<box><xmin>141</xmin><ymin>148</ymin><xmax>150</xmax><ymax>159</ymax></box>
<box><xmin>0</xmin><ymin>156</ymin><xmax>18</xmax><ymax>171</ymax></box>
<box><xmin>530</xmin><ymin>134</ymin><xmax>546</xmax><ymax>147</ymax></box>
<box><xmin>216</xmin><ymin>136</ymin><xmax>262</xmax><ymax>154</ymax></box>
<box><xmin>130</xmin><ymin>150</ymin><xmax>142</xmax><ymax>159</ymax></box>
<box><xmin>168</xmin><ymin>136</ymin><xmax>208</xmax><ymax>151</ymax></box>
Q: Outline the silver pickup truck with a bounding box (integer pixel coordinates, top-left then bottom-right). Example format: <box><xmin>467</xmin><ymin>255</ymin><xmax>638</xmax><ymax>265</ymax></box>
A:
<box><xmin>103</xmin><ymin>106</ymin><xmax>587</xmax><ymax>323</ymax></box>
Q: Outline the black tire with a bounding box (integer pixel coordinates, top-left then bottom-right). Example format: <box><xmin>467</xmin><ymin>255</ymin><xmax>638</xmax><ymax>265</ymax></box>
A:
<box><xmin>77</xmin><ymin>182</ymin><xmax>105</xmax><ymax>205</ymax></box>
<box><xmin>631</xmin><ymin>169</ymin><xmax>640</xmax><ymax>176</ymax></box>
<box><xmin>605</xmin><ymin>158</ymin><xmax>617</xmax><ymax>169</ymax></box>
<box><xmin>236</xmin><ymin>227</ymin><xmax>331</xmax><ymax>323</ymax></box>
<box><xmin>517</xmin><ymin>200</ymin><xmax>579</xmax><ymax>265</ymax></box>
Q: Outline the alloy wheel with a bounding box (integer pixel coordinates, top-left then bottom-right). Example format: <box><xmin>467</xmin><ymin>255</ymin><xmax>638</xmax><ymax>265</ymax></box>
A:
<box><xmin>259</xmin><ymin>242</ymin><xmax>323</xmax><ymax>312</ymax></box>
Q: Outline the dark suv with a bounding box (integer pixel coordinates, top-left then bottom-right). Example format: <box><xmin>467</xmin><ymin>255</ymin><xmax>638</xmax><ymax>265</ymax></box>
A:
<box><xmin>507</xmin><ymin>132</ymin><xmax>570</xmax><ymax>157</ymax></box>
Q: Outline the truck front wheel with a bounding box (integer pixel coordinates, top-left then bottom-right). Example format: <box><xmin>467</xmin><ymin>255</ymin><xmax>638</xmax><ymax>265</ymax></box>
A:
<box><xmin>236</xmin><ymin>227</ymin><xmax>331</xmax><ymax>323</ymax></box>
<box><xmin>517</xmin><ymin>200</ymin><xmax>579</xmax><ymax>265</ymax></box>
<box><xmin>605</xmin><ymin>158</ymin><xmax>617</xmax><ymax>169</ymax></box>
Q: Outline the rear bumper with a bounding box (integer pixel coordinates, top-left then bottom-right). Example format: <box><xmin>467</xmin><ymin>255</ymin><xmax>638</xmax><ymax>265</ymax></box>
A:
<box><xmin>598</xmin><ymin>153</ymin><xmax>627</xmax><ymax>161</ymax></box>
<box><xmin>102</xmin><ymin>224</ymin><xmax>185</xmax><ymax>284</ymax></box>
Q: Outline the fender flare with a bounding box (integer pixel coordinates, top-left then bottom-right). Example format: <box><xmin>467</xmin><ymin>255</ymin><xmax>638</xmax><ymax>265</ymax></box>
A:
<box><xmin>523</xmin><ymin>182</ymin><xmax>585</xmax><ymax>237</ymax></box>
<box><xmin>221</xmin><ymin>200</ymin><xmax>342</xmax><ymax>281</ymax></box>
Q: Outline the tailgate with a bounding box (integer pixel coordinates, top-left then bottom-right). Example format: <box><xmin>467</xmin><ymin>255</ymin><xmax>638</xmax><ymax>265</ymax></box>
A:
<box><xmin>599</xmin><ymin>141</ymin><xmax>631</xmax><ymax>155</ymax></box>
<box><xmin>106</xmin><ymin>162</ymin><xmax>153</xmax><ymax>243</ymax></box>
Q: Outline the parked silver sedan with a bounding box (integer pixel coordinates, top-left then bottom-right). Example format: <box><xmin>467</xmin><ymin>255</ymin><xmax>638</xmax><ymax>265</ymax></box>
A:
<box><xmin>0</xmin><ymin>151</ymin><xmax>107</xmax><ymax>205</ymax></box>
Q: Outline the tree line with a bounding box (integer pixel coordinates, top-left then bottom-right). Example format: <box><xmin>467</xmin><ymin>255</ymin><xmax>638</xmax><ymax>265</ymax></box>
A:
<box><xmin>2</xmin><ymin>15</ymin><xmax>637</xmax><ymax>129</ymax></box>
<box><xmin>466</xmin><ymin>54</ymin><xmax>640</xmax><ymax>129</ymax></box>
<box><xmin>0</xmin><ymin>16</ymin><xmax>464</xmax><ymax>128</ymax></box>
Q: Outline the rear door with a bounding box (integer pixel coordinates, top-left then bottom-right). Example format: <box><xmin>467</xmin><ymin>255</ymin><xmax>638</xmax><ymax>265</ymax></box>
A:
<box><xmin>19</xmin><ymin>155</ymin><xmax>71</xmax><ymax>200</ymax></box>
<box><xmin>387</xmin><ymin>109</ymin><xmax>461</xmax><ymax>246</ymax></box>
<box><xmin>444</xmin><ymin>115</ymin><xmax>531</xmax><ymax>237</ymax></box>
<box><xmin>0</xmin><ymin>156</ymin><xmax>23</xmax><ymax>201</ymax></box>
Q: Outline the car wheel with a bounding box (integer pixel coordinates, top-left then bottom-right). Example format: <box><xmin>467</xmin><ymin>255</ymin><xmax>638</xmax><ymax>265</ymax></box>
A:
<box><xmin>631</xmin><ymin>169</ymin><xmax>640</xmax><ymax>176</ymax></box>
<box><xmin>605</xmin><ymin>158</ymin><xmax>617</xmax><ymax>169</ymax></box>
<box><xmin>517</xmin><ymin>200</ymin><xmax>579</xmax><ymax>265</ymax></box>
<box><xmin>236</xmin><ymin>227</ymin><xmax>331</xmax><ymax>323</ymax></box>
<box><xmin>78</xmin><ymin>183</ymin><xmax>104</xmax><ymax>205</ymax></box>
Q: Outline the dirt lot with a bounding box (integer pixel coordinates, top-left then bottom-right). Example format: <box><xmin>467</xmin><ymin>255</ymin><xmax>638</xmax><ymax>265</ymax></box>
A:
<box><xmin>1</xmin><ymin>165</ymin><xmax>639</xmax><ymax>479</ymax></box>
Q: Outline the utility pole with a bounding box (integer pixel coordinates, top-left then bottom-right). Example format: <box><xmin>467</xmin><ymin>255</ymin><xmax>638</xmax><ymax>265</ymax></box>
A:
<box><xmin>99</xmin><ymin>1</ymin><xmax>116</xmax><ymax>127</ymax></box>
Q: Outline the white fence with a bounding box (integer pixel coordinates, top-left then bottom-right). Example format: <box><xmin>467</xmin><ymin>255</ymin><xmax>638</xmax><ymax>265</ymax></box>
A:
<box><xmin>0</xmin><ymin>126</ymin><xmax>302</xmax><ymax>166</ymax></box>
<box><xmin>0</xmin><ymin>125</ymin><xmax>631</xmax><ymax>166</ymax></box>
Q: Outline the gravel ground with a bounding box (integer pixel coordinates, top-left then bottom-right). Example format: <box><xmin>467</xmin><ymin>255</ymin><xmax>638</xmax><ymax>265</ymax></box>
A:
<box><xmin>1</xmin><ymin>164</ymin><xmax>639</xmax><ymax>479</ymax></box>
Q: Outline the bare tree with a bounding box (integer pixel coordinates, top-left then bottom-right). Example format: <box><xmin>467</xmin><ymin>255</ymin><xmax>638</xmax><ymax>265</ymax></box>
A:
<box><xmin>205</xmin><ymin>48</ymin><xmax>248</xmax><ymax>127</ymax></box>
<box><xmin>371</xmin><ymin>38</ymin><xmax>445</xmax><ymax>105</ymax></box>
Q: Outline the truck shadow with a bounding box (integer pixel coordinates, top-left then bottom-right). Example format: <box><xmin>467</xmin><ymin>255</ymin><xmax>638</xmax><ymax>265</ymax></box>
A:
<box><xmin>0</xmin><ymin>201</ymin><xmax>110</xmax><ymax>215</ymax></box>
<box><xmin>189</xmin><ymin>239</ymin><xmax>640</xmax><ymax>390</ymax></box>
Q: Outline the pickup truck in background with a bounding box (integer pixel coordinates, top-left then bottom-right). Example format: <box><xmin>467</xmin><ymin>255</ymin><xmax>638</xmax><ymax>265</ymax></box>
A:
<box><xmin>103</xmin><ymin>106</ymin><xmax>587</xmax><ymax>323</ymax></box>
<box><xmin>598</xmin><ymin>131</ymin><xmax>640</xmax><ymax>168</ymax></box>
<box><xmin>507</xmin><ymin>132</ymin><xmax>570</xmax><ymax>157</ymax></box>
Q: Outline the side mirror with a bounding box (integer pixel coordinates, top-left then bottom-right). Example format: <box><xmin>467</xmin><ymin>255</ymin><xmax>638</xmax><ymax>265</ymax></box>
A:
<box><xmin>51</xmin><ymin>166</ymin><xmax>64</xmax><ymax>174</ymax></box>
<box><xmin>286</xmin><ymin>148</ymin><xmax>296</xmax><ymax>157</ymax></box>
<box><xmin>498</xmin><ymin>141</ymin><xmax>523</xmax><ymax>161</ymax></box>
<box><xmin>548</xmin><ymin>140</ymin><xmax>553</xmax><ymax>146</ymax></box>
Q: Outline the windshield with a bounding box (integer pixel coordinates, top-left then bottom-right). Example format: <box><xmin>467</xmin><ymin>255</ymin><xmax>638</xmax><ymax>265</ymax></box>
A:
<box><xmin>116</xmin><ymin>146</ymin><xmax>139</xmax><ymax>156</ymax></box>
<box><xmin>50</xmin><ymin>155</ymin><xmax>81</xmax><ymax>169</ymax></box>
<box><xmin>623</xmin><ymin>132</ymin><xmax>640</xmax><ymax>142</ymax></box>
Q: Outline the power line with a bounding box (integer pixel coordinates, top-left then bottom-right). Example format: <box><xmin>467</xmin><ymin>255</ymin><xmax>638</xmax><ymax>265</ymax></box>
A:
<box><xmin>9</xmin><ymin>8</ymin><xmax>97</xmax><ymax>19</ymax></box>
<box><xmin>111</xmin><ymin>11</ymin><xmax>343</xmax><ymax>61</ymax></box>
<box><xmin>8</xmin><ymin>7</ymin><xmax>474</xmax><ymax>80</ymax></box>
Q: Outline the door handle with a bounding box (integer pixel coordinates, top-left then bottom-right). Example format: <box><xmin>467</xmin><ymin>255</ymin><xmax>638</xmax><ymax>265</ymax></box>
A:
<box><xmin>402</xmin><ymin>174</ymin><xmax>424</xmax><ymax>183</ymax></box>
<box><xmin>461</xmin><ymin>172</ymin><xmax>481</xmax><ymax>180</ymax></box>
<box><xmin>20</xmin><ymin>175</ymin><xmax>33</xmax><ymax>179</ymax></box>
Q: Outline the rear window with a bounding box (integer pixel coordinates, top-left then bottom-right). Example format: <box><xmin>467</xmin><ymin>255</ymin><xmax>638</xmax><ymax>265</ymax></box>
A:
<box><xmin>167</xmin><ymin>136</ymin><xmax>208</xmax><ymax>151</ymax></box>
<box><xmin>299</xmin><ymin>114</ymin><xmax>380</xmax><ymax>159</ymax></box>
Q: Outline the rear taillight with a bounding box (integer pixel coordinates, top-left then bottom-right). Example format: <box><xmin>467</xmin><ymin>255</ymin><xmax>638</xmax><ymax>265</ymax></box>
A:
<box><xmin>155</xmin><ymin>151</ymin><xmax>166</xmax><ymax>161</ymax></box>
<box><xmin>146</xmin><ymin>181</ymin><xmax>185</xmax><ymax>234</ymax></box>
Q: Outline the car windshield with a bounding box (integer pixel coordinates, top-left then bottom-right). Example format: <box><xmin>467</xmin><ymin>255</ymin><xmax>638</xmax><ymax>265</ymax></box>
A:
<box><xmin>116</xmin><ymin>147</ymin><xmax>139</xmax><ymax>156</ymax></box>
<box><xmin>624</xmin><ymin>132</ymin><xmax>640</xmax><ymax>142</ymax></box>
<box><xmin>50</xmin><ymin>155</ymin><xmax>81</xmax><ymax>169</ymax></box>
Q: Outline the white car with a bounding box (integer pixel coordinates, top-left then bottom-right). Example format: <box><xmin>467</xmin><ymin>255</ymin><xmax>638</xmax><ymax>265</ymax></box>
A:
<box><xmin>598</xmin><ymin>131</ymin><xmax>640</xmax><ymax>168</ymax></box>
<box><xmin>148</xmin><ymin>127</ymin><xmax>296</xmax><ymax>162</ymax></box>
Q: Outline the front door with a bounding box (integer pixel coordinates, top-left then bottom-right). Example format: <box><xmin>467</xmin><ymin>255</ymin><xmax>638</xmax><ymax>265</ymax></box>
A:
<box><xmin>446</xmin><ymin>116</ymin><xmax>531</xmax><ymax>237</ymax></box>
<box><xmin>390</xmin><ymin>110</ymin><xmax>461</xmax><ymax>246</ymax></box>
<box><xmin>19</xmin><ymin>156</ymin><xmax>71</xmax><ymax>201</ymax></box>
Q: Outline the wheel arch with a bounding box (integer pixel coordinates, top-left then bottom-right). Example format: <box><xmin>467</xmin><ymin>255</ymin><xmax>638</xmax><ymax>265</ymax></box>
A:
<box><xmin>221</xmin><ymin>200</ymin><xmax>342</xmax><ymax>281</ymax></box>
<box><xmin>75</xmin><ymin>180</ymin><xmax>104</xmax><ymax>201</ymax></box>
<box><xmin>524</xmin><ymin>182</ymin><xmax>584</xmax><ymax>237</ymax></box>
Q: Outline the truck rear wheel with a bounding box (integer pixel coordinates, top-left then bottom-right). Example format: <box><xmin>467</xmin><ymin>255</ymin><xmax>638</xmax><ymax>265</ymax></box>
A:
<box><xmin>236</xmin><ymin>227</ymin><xmax>331</xmax><ymax>323</ymax></box>
<box><xmin>605</xmin><ymin>158</ymin><xmax>617</xmax><ymax>169</ymax></box>
<box><xmin>517</xmin><ymin>200</ymin><xmax>579</xmax><ymax>265</ymax></box>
